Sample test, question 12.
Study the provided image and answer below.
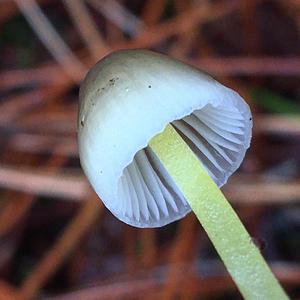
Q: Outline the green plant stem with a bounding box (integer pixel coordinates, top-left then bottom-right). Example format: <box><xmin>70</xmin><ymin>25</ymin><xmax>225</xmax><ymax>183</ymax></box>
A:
<box><xmin>149</xmin><ymin>124</ymin><xmax>288</xmax><ymax>300</ymax></box>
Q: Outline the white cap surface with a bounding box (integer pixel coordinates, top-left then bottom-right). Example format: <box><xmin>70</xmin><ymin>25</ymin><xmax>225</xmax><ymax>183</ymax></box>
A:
<box><xmin>78</xmin><ymin>49</ymin><xmax>252</xmax><ymax>228</ymax></box>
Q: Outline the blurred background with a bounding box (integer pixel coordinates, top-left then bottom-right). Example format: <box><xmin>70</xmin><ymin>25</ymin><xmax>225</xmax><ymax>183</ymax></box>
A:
<box><xmin>0</xmin><ymin>0</ymin><xmax>300</xmax><ymax>299</ymax></box>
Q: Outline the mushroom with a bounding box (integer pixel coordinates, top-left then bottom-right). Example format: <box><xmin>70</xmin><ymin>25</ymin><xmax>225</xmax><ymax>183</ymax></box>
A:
<box><xmin>78</xmin><ymin>49</ymin><xmax>251</xmax><ymax>227</ymax></box>
<box><xmin>78</xmin><ymin>49</ymin><xmax>287</xmax><ymax>299</ymax></box>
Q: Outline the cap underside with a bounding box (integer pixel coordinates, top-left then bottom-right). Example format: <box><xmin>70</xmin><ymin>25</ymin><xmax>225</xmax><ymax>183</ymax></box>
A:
<box><xmin>113</xmin><ymin>103</ymin><xmax>249</xmax><ymax>227</ymax></box>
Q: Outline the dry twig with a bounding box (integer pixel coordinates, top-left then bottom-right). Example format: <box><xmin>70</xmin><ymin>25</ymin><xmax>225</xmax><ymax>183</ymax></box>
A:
<box><xmin>63</xmin><ymin>0</ymin><xmax>109</xmax><ymax>61</ymax></box>
<box><xmin>15</xmin><ymin>196</ymin><xmax>102</xmax><ymax>300</ymax></box>
<box><xmin>15</xmin><ymin>0</ymin><xmax>86</xmax><ymax>82</ymax></box>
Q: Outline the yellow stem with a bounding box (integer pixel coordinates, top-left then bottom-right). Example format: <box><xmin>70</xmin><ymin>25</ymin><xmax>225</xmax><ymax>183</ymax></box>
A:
<box><xmin>149</xmin><ymin>124</ymin><xmax>288</xmax><ymax>300</ymax></box>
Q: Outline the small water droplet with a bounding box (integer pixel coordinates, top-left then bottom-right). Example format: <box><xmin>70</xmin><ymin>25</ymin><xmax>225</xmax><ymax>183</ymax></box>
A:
<box><xmin>81</xmin><ymin>115</ymin><xmax>85</xmax><ymax>127</ymax></box>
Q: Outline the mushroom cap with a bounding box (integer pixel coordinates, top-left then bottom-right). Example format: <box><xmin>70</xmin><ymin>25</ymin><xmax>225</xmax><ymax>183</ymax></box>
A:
<box><xmin>78</xmin><ymin>49</ymin><xmax>252</xmax><ymax>228</ymax></box>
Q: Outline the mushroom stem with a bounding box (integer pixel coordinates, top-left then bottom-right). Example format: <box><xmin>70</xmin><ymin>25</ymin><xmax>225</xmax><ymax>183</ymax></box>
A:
<box><xmin>149</xmin><ymin>124</ymin><xmax>288</xmax><ymax>300</ymax></box>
